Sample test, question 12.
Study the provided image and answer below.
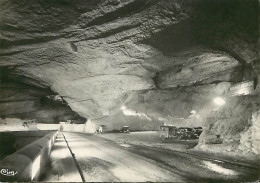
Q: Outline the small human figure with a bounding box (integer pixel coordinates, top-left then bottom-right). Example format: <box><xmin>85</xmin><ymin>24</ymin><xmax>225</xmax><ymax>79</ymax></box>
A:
<box><xmin>98</xmin><ymin>126</ymin><xmax>103</xmax><ymax>134</ymax></box>
<box><xmin>22</xmin><ymin>121</ymin><xmax>28</xmax><ymax>128</ymax></box>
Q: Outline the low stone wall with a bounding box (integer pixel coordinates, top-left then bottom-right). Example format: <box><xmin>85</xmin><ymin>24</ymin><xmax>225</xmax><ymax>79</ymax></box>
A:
<box><xmin>0</xmin><ymin>118</ymin><xmax>61</xmax><ymax>131</ymax></box>
<box><xmin>0</xmin><ymin>131</ymin><xmax>58</xmax><ymax>181</ymax></box>
<box><xmin>60</xmin><ymin>124</ymin><xmax>85</xmax><ymax>132</ymax></box>
<box><xmin>0</xmin><ymin>118</ymin><xmax>87</xmax><ymax>132</ymax></box>
<box><xmin>37</xmin><ymin>123</ymin><xmax>60</xmax><ymax>131</ymax></box>
<box><xmin>0</xmin><ymin>130</ymin><xmax>56</xmax><ymax>160</ymax></box>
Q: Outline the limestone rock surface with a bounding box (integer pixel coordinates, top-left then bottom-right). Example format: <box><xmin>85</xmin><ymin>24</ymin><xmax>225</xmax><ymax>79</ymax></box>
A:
<box><xmin>0</xmin><ymin>82</ymin><xmax>85</xmax><ymax>123</ymax></box>
<box><xmin>0</xmin><ymin>0</ymin><xmax>259</xmax><ymax>156</ymax></box>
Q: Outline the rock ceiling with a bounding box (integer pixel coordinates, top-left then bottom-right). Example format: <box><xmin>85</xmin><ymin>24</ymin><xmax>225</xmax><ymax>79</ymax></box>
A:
<box><xmin>0</xmin><ymin>0</ymin><xmax>259</xmax><ymax>131</ymax></box>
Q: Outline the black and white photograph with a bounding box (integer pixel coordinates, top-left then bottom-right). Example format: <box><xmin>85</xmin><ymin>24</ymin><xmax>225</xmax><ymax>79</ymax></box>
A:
<box><xmin>0</xmin><ymin>0</ymin><xmax>259</xmax><ymax>182</ymax></box>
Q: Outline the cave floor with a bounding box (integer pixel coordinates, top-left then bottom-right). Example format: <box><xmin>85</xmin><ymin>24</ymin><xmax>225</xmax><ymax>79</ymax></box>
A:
<box><xmin>97</xmin><ymin>131</ymin><xmax>260</xmax><ymax>166</ymax></box>
<box><xmin>42</xmin><ymin>132</ymin><xmax>260</xmax><ymax>182</ymax></box>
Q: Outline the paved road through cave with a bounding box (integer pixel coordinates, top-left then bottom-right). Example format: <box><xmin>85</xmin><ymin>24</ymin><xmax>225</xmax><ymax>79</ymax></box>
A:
<box><xmin>57</xmin><ymin>132</ymin><xmax>260</xmax><ymax>182</ymax></box>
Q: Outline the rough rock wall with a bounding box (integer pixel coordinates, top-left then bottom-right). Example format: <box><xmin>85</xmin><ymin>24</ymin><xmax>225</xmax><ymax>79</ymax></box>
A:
<box><xmin>0</xmin><ymin>0</ymin><xmax>259</xmax><ymax>155</ymax></box>
<box><xmin>238</xmin><ymin>110</ymin><xmax>260</xmax><ymax>155</ymax></box>
<box><xmin>0</xmin><ymin>82</ymin><xmax>85</xmax><ymax>123</ymax></box>
<box><xmin>196</xmin><ymin>95</ymin><xmax>260</xmax><ymax>155</ymax></box>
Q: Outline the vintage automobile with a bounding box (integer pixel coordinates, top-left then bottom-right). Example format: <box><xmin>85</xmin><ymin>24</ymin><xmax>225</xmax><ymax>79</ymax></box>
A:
<box><xmin>193</xmin><ymin>127</ymin><xmax>203</xmax><ymax>138</ymax></box>
<box><xmin>159</xmin><ymin>125</ymin><xmax>178</xmax><ymax>140</ymax></box>
<box><xmin>159</xmin><ymin>126</ymin><xmax>203</xmax><ymax>140</ymax></box>
<box><xmin>176</xmin><ymin>127</ymin><xmax>198</xmax><ymax>140</ymax></box>
<box><xmin>120</xmin><ymin>126</ymin><xmax>130</xmax><ymax>133</ymax></box>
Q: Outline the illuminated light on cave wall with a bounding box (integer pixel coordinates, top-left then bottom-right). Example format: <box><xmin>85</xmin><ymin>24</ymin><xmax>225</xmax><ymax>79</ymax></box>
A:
<box><xmin>158</xmin><ymin>117</ymin><xmax>168</xmax><ymax>122</ymax></box>
<box><xmin>120</xmin><ymin>105</ymin><xmax>151</xmax><ymax>121</ymax></box>
<box><xmin>234</xmin><ymin>87</ymin><xmax>251</xmax><ymax>96</ymax></box>
<box><xmin>213</xmin><ymin>97</ymin><xmax>226</xmax><ymax>106</ymax></box>
<box><xmin>229</xmin><ymin>81</ymin><xmax>254</xmax><ymax>96</ymax></box>
<box><xmin>190</xmin><ymin>110</ymin><xmax>196</xmax><ymax>114</ymax></box>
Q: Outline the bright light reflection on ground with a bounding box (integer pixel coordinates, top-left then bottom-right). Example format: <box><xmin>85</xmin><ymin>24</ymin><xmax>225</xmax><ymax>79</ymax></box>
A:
<box><xmin>51</xmin><ymin>148</ymin><xmax>70</xmax><ymax>159</ymax></box>
<box><xmin>203</xmin><ymin>161</ymin><xmax>238</xmax><ymax>176</ymax></box>
<box><xmin>71</xmin><ymin>146</ymin><xmax>103</xmax><ymax>158</ymax></box>
<box><xmin>111</xmin><ymin>167</ymin><xmax>149</xmax><ymax>182</ymax></box>
<box><xmin>119</xmin><ymin>144</ymin><xmax>131</xmax><ymax>148</ymax></box>
<box><xmin>50</xmin><ymin>141</ymin><xmax>69</xmax><ymax>159</ymax></box>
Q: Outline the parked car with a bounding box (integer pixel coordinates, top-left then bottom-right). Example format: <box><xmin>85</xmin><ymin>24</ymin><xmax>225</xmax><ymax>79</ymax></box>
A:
<box><xmin>176</xmin><ymin>127</ymin><xmax>198</xmax><ymax>140</ymax></box>
<box><xmin>159</xmin><ymin>126</ymin><xmax>203</xmax><ymax>141</ymax></box>
<box><xmin>193</xmin><ymin>127</ymin><xmax>203</xmax><ymax>138</ymax></box>
<box><xmin>120</xmin><ymin>126</ymin><xmax>130</xmax><ymax>133</ymax></box>
<box><xmin>159</xmin><ymin>125</ymin><xmax>177</xmax><ymax>140</ymax></box>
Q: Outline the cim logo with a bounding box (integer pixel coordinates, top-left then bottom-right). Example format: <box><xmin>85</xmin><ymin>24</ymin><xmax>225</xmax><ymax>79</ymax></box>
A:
<box><xmin>0</xmin><ymin>169</ymin><xmax>18</xmax><ymax>176</ymax></box>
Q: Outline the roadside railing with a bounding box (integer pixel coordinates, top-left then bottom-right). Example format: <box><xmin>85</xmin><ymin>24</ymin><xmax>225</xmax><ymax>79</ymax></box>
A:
<box><xmin>0</xmin><ymin>131</ymin><xmax>58</xmax><ymax>182</ymax></box>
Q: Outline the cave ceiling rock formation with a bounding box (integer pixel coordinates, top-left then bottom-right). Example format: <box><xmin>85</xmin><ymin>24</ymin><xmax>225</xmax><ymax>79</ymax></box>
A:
<box><xmin>0</xmin><ymin>0</ymin><xmax>259</xmax><ymax>155</ymax></box>
<box><xmin>0</xmin><ymin>0</ymin><xmax>197</xmax><ymax>120</ymax></box>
